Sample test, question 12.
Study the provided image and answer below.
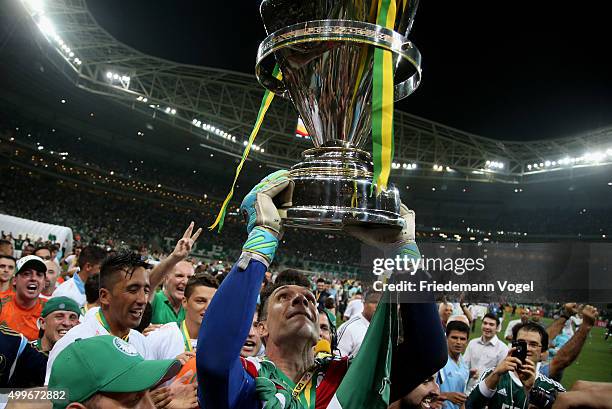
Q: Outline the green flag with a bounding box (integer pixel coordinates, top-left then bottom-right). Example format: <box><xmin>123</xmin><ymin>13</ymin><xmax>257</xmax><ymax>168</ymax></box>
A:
<box><xmin>326</xmin><ymin>291</ymin><xmax>397</xmax><ymax>409</ymax></box>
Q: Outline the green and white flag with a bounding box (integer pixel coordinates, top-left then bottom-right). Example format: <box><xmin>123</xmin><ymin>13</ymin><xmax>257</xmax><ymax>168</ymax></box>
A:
<box><xmin>326</xmin><ymin>291</ymin><xmax>397</xmax><ymax>409</ymax></box>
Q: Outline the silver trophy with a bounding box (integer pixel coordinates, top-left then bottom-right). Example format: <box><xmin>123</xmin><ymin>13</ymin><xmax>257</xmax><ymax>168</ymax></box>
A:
<box><xmin>256</xmin><ymin>0</ymin><xmax>422</xmax><ymax>231</ymax></box>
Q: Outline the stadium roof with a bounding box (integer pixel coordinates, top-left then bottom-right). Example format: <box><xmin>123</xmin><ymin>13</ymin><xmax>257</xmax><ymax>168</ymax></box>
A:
<box><xmin>9</xmin><ymin>0</ymin><xmax>612</xmax><ymax>184</ymax></box>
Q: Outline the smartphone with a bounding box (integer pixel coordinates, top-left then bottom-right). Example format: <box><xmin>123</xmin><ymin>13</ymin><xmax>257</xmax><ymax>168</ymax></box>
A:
<box><xmin>512</xmin><ymin>340</ymin><xmax>527</xmax><ymax>363</ymax></box>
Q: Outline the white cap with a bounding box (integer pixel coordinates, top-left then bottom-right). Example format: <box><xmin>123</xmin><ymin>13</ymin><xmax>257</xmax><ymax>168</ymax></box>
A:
<box><xmin>16</xmin><ymin>255</ymin><xmax>47</xmax><ymax>275</ymax></box>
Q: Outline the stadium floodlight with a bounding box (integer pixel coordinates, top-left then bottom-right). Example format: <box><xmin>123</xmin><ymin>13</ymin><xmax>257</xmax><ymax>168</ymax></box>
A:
<box><xmin>527</xmin><ymin>164</ymin><xmax>532</xmax><ymax>170</ymax></box>
<box><xmin>106</xmin><ymin>72</ymin><xmax>113</xmax><ymax>79</ymax></box>
<box><xmin>24</xmin><ymin>0</ymin><xmax>44</xmax><ymax>13</ymax></box>
<box><xmin>37</xmin><ymin>16</ymin><xmax>56</xmax><ymax>37</ymax></box>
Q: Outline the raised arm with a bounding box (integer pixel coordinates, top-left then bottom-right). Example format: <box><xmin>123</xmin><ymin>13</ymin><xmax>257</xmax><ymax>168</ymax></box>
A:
<box><xmin>346</xmin><ymin>204</ymin><xmax>448</xmax><ymax>402</ymax></box>
<box><xmin>546</xmin><ymin>303</ymin><xmax>578</xmax><ymax>342</ymax></box>
<box><xmin>197</xmin><ymin>171</ymin><xmax>293</xmax><ymax>409</ymax></box>
<box><xmin>148</xmin><ymin>222</ymin><xmax>202</xmax><ymax>301</ymax></box>
<box><xmin>548</xmin><ymin>305</ymin><xmax>598</xmax><ymax>380</ymax></box>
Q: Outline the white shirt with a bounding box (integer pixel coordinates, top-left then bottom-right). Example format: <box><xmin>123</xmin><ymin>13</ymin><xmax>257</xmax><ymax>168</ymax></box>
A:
<box><xmin>504</xmin><ymin>319</ymin><xmax>522</xmax><ymax>340</ymax></box>
<box><xmin>463</xmin><ymin>334</ymin><xmax>509</xmax><ymax>391</ymax></box>
<box><xmin>562</xmin><ymin>315</ymin><xmax>581</xmax><ymax>337</ymax></box>
<box><xmin>337</xmin><ymin>313</ymin><xmax>369</xmax><ymax>357</ymax></box>
<box><xmin>45</xmin><ymin>307</ymin><xmax>148</xmax><ymax>384</ymax></box>
<box><xmin>51</xmin><ymin>277</ymin><xmax>86</xmax><ymax>307</ymax></box>
<box><xmin>145</xmin><ymin>322</ymin><xmax>194</xmax><ymax>360</ymax></box>
<box><xmin>343</xmin><ymin>298</ymin><xmax>364</xmax><ymax>320</ymax></box>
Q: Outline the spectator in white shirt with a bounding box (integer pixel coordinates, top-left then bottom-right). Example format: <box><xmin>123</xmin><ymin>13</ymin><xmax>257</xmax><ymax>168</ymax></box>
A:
<box><xmin>337</xmin><ymin>291</ymin><xmax>381</xmax><ymax>357</ymax></box>
<box><xmin>52</xmin><ymin>245</ymin><xmax>106</xmax><ymax>307</ymax></box>
<box><xmin>45</xmin><ymin>251</ymin><xmax>152</xmax><ymax>384</ymax></box>
<box><xmin>343</xmin><ymin>291</ymin><xmax>363</xmax><ymax>320</ymax></box>
<box><xmin>504</xmin><ymin>307</ymin><xmax>531</xmax><ymax>341</ymax></box>
<box><xmin>463</xmin><ymin>312</ymin><xmax>509</xmax><ymax>391</ymax></box>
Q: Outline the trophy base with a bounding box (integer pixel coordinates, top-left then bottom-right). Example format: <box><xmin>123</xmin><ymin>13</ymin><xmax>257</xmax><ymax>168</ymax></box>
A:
<box><xmin>282</xmin><ymin>146</ymin><xmax>403</xmax><ymax>232</ymax></box>
<box><xmin>284</xmin><ymin>206</ymin><xmax>403</xmax><ymax>231</ymax></box>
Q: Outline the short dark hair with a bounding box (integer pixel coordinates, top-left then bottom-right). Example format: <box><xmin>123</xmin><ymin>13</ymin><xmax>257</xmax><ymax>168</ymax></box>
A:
<box><xmin>99</xmin><ymin>251</ymin><xmax>150</xmax><ymax>290</ymax></box>
<box><xmin>78</xmin><ymin>246</ymin><xmax>107</xmax><ymax>269</ymax></box>
<box><xmin>258</xmin><ymin>269</ymin><xmax>311</xmax><ymax>321</ymax></box>
<box><xmin>0</xmin><ymin>239</ymin><xmax>12</xmax><ymax>247</ymax></box>
<box><xmin>482</xmin><ymin>313</ymin><xmax>499</xmax><ymax>327</ymax></box>
<box><xmin>316</xmin><ymin>277</ymin><xmax>325</xmax><ymax>284</ymax></box>
<box><xmin>446</xmin><ymin>321</ymin><xmax>470</xmax><ymax>337</ymax></box>
<box><xmin>324</xmin><ymin>297</ymin><xmax>335</xmax><ymax>309</ymax></box>
<box><xmin>0</xmin><ymin>255</ymin><xmax>16</xmax><ymax>264</ymax></box>
<box><xmin>512</xmin><ymin>321</ymin><xmax>549</xmax><ymax>352</ymax></box>
<box><xmin>184</xmin><ymin>273</ymin><xmax>218</xmax><ymax>299</ymax></box>
<box><xmin>34</xmin><ymin>245</ymin><xmax>52</xmax><ymax>254</ymax></box>
<box><xmin>85</xmin><ymin>273</ymin><xmax>100</xmax><ymax>304</ymax></box>
<box><xmin>364</xmin><ymin>290</ymin><xmax>382</xmax><ymax>304</ymax></box>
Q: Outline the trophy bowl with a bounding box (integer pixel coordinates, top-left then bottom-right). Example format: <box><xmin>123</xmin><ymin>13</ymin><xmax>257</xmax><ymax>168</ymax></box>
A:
<box><xmin>257</xmin><ymin>0</ymin><xmax>422</xmax><ymax>231</ymax></box>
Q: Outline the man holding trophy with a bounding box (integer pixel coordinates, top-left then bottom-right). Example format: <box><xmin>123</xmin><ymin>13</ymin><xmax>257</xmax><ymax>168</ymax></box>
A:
<box><xmin>198</xmin><ymin>1</ymin><xmax>447</xmax><ymax>408</ymax></box>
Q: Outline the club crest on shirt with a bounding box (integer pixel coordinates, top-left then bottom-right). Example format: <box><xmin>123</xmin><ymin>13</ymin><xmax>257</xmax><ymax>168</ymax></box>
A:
<box><xmin>113</xmin><ymin>337</ymin><xmax>138</xmax><ymax>356</ymax></box>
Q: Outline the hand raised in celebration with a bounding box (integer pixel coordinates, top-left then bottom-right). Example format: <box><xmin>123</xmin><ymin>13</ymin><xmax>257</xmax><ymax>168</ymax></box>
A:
<box><xmin>580</xmin><ymin>305</ymin><xmax>599</xmax><ymax>327</ymax></box>
<box><xmin>171</xmin><ymin>222</ymin><xmax>202</xmax><ymax>260</ymax></box>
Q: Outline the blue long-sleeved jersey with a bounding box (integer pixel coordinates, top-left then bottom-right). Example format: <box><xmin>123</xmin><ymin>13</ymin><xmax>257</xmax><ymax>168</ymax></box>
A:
<box><xmin>197</xmin><ymin>258</ymin><xmax>448</xmax><ymax>409</ymax></box>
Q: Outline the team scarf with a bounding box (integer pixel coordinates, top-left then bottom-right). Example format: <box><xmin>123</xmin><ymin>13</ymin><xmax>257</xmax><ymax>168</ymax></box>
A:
<box><xmin>96</xmin><ymin>310</ymin><xmax>129</xmax><ymax>342</ymax></box>
<box><xmin>180</xmin><ymin>320</ymin><xmax>194</xmax><ymax>352</ymax></box>
<box><xmin>209</xmin><ymin>65</ymin><xmax>282</xmax><ymax>232</ymax></box>
<box><xmin>371</xmin><ymin>0</ymin><xmax>397</xmax><ymax>194</ymax></box>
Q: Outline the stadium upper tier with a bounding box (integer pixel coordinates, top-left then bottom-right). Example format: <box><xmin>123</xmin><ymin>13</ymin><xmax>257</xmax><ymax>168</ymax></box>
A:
<box><xmin>9</xmin><ymin>0</ymin><xmax>612</xmax><ymax>184</ymax></box>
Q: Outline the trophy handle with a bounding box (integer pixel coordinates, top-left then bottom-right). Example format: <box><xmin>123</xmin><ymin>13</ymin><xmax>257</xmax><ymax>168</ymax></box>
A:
<box><xmin>255</xmin><ymin>19</ymin><xmax>422</xmax><ymax>102</ymax></box>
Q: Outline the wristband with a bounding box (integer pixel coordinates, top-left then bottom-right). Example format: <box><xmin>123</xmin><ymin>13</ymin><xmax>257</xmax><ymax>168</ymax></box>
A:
<box><xmin>239</xmin><ymin>226</ymin><xmax>279</xmax><ymax>269</ymax></box>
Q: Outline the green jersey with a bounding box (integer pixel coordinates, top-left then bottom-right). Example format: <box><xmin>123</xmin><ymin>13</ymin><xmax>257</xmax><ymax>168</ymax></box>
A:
<box><xmin>150</xmin><ymin>290</ymin><xmax>185</xmax><ymax>324</ymax></box>
<box><xmin>466</xmin><ymin>366</ymin><xmax>565</xmax><ymax>409</ymax></box>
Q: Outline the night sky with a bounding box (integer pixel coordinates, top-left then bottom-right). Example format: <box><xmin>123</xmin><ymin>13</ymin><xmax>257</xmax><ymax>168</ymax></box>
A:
<box><xmin>86</xmin><ymin>0</ymin><xmax>612</xmax><ymax>141</ymax></box>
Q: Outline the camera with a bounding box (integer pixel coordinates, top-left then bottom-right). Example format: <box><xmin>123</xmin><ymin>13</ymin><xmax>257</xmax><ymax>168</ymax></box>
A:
<box><xmin>511</xmin><ymin>340</ymin><xmax>527</xmax><ymax>363</ymax></box>
<box><xmin>529</xmin><ymin>385</ymin><xmax>557</xmax><ymax>409</ymax></box>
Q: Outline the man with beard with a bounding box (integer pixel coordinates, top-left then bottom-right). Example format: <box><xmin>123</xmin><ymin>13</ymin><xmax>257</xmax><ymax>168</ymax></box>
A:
<box><xmin>39</xmin><ymin>259</ymin><xmax>60</xmax><ymax>300</ymax></box>
<box><xmin>465</xmin><ymin>322</ymin><xmax>565</xmax><ymax>409</ymax></box>
<box><xmin>146</xmin><ymin>273</ymin><xmax>218</xmax><ymax>359</ymax></box>
<box><xmin>44</xmin><ymin>252</ymin><xmax>152</xmax><ymax>384</ymax></box>
<box><xmin>438</xmin><ymin>321</ymin><xmax>471</xmax><ymax>409</ymax></box>
<box><xmin>34</xmin><ymin>296</ymin><xmax>81</xmax><ymax>353</ymax></box>
<box><xmin>389</xmin><ymin>375</ymin><xmax>441</xmax><ymax>409</ymax></box>
<box><xmin>0</xmin><ymin>255</ymin><xmax>47</xmax><ymax>340</ymax></box>
<box><xmin>197</xmin><ymin>171</ymin><xmax>447</xmax><ymax>409</ymax></box>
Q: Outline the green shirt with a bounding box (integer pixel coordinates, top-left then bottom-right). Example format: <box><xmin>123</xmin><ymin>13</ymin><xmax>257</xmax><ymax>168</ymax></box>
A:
<box><xmin>150</xmin><ymin>290</ymin><xmax>185</xmax><ymax>325</ymax></box>
<box><xmin>466</xmin><ymin>366</ymin><xmax>565</xmax><ymax>409</ymax></box>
